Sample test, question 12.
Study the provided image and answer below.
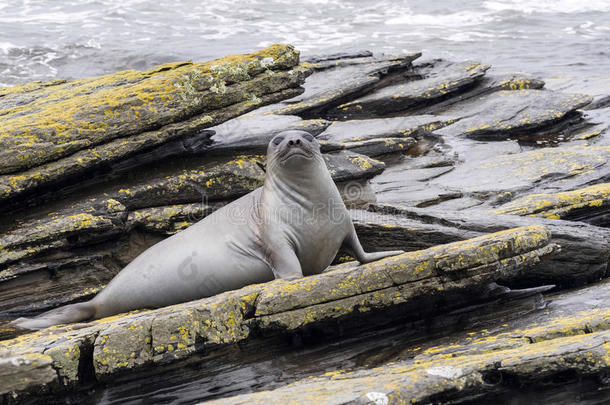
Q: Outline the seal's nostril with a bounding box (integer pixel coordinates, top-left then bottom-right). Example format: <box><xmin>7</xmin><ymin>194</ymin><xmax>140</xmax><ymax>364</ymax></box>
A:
<box><xmin>288</xmin><ymin>140</ymin><xmax>294</xmax><ymax>145</ymax></box>
<box><xmin>295</xmin><ymin>139</ymin><xmax>301</xmax><ymax>145</ymax></box>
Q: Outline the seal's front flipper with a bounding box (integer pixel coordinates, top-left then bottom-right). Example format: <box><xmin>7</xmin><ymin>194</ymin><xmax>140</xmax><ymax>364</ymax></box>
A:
<box><xmin>268</xmin><ymin>242</ymin><xmax>304</xmax><ymax>280</ymax></box>
<box><xmin>10</xmin><ymin>301</ymin><xmax>96</xmax><ymax>330</ymax></box>
<box><xmin>343</xmin><ymin>227</ymin><xmax>404</xmax><ymax>264</ymax></box>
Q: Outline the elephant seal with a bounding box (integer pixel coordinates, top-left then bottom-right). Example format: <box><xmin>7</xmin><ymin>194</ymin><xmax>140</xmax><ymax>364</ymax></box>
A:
<box><xmin>12</xmin><ymin>130</ymin><xmax>403</xmax><ymax>330</ymax></box>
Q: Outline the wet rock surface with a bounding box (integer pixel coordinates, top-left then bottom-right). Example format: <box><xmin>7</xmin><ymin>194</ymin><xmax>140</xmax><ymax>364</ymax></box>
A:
<box><xmin>1</xmin><ymin>46</ymin><xmax>609</xmax><ymax>404</ymax></box>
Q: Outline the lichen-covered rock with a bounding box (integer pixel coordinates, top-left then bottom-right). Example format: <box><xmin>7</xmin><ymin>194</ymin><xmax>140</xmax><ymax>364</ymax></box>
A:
<box><xmin>0</xmin><ymin>44</ymin><xmax>310</xmax><ymax>204</ymax></box>
<box><xmin>0</xmin><ymin>353</ymin><xmax>57</xmax><ymax>397</ymax></box>
<box><xmin>93</xmin><ymin>315</ymin><xmax>153</xmax><ymax>379</ymax></box>
<box><xmin>255</xmin><ymin>225</ymin><xmax>556</xmax><ymax>332</ymax></box>
<box><xmin>150</xmin><ymin>284</ymin><xmax>260</xmax><ymax>364</ymax></box>
<box><xmin>431</xmin><ymin>145</ymin><xmax>610</xmax><ymax>198</ymax></box>
<box><xmin>0</xmin><ymin>198</ymin><xmax>126</xmax><ymax>267</ymax></box>
<box><xmin>419</xmin><ymin>72</ymin><xmax>546</xmax><ymax>114</ymax></box>
<box><xmin>205</xmin><ymin>331</ymin><xmax>610</xmax><ymax>405</ymax></box>
<box><xmin>0</xmin><ymin>45</ymin><xmax>300</xmax><ymax>175</ymax></box>
<box><xmin>323</xmin><ymin>151</ymin><xmax>385</xmax><ymax>182</ymax></box>
<box><xmin>204</xmin><ymin>279</ymin><xmax>610</xmax><ymax>405</ymax></box>
<box><xmin>493</xmin><ymin>183</ymin><xmax>610</xmax><ymax>223</ymax></box>
<box><xmin>113</xmin><ymin>156</ymin><xmax>266</xmax><ymax>209</ymax></box>
<box><xmin>361</xmin><ymin>204</ymin><xmax>610</xmax><ymax>286</ymax></box>
<box><xmin>1</xmin><ymin>45</ymin><xmax>609</xmax><ymax>405</ymax></box>
<box><xmin>329</xmin><ymin>61</ymin><xmax>490</xmax><ymax>118</ymax></box>
<box><xmin>435</xmin><ymin>89</ymin><xmax>592</xmax><ymax>140</ymax></box>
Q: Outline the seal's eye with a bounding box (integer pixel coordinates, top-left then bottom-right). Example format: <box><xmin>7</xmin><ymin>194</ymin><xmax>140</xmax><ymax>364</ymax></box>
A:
<box><xmin>272</xmin><ymin>136</ymin><xmax>284</xmax><ymax>146</ymax></box>
<box><xmin>302</xmin><ymin>133</ymin><xmax>314</xmax><ymax>142</ymax></box>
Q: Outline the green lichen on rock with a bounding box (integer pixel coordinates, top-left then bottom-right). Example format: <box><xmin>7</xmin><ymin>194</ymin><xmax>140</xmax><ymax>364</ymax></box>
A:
<box><xmin>255</xmin><ymin>225</ymin><xmax>556</xmax><ymax>331</ymax></box>
<box><xmin>93</xmin><ymin>316</ymin><xmax>153</xmax><ymax>379</ymax></box>
<box><xmin>0</xmin><ymin>44</ymin><xmax>301</xmax><ymax>175</ymax></box>
<box><xmin>494</xmin><ymin>183</ymin><xmax>610</xmax><ymax>219</ymax></box>
<box><xmin>150</xmin><ymin>285</ymin><xmax>261</xmax><ymax>364</ymax></box>
<box><xmin>0</xmin><ymin>198</ymin><xmax>126</xmax><ymax>267</ymax></box>
<box><xmin>266</xmin><ymin>53</ymin><xmax>422</xmax><ymax>117</ymax></box>
<box><xmin>0</xmin><ymin>45</ymin><xmax>310</xmax><ymax>203</ymax></box>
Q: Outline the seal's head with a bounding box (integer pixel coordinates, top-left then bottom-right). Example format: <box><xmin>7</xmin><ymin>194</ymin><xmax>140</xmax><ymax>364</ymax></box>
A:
<box><xmin>267</xmin><ymin>130</ymin><xmax>321</xmax><ymax>172</ymax></box>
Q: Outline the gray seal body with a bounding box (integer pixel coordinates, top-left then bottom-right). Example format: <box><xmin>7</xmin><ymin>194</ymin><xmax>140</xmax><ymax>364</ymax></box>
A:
<box><xmin>12</xmin><ymin>130</ymin><xmax>403</xmax><ymax>329</ymax></box>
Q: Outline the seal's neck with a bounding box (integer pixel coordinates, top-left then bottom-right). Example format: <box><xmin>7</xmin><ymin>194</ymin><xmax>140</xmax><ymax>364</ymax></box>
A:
<box><xmin>265</xmin><ymin>158</ymin><xmax>337</xmax><ymax>208</ymax></box>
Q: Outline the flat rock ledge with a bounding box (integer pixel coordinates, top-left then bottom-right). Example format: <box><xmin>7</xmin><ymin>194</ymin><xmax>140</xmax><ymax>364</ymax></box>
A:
<box><xmin>209</xmin><ymin>329</ymin><xmax>610</xmax><ymax>405</ymax></box>
<box><xmin>0</xmin><ymin>225</ymin><xmax>555</xmax><ymax>402</ymax></box>
<box><xmin>494</xmin><ymin>182</ymin><xmax>610</xmax><ymax>223</ymax></box>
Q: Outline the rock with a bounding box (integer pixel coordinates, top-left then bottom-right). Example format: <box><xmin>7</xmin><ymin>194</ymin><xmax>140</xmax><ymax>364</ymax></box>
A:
<box><xmin>206</xmin><ymin>331</ymin><xmax>610</xmax><ymax>405</ymax></box>
<box><xmin>316</xmin><ymin>115</ymin><xmax>455</xmax><ymax>156</ymax></box>
<box><xmin>323</xmin><ymin>151</ymin><xmax>385</xmax><ymax>182</ymax></box>
<box><xmin>431</xmin><ymin>145</ymin><xmax>610</xmax><ymax>202</ymax></box>
<box><xmin>113</xmin><ymin>156</ymin><xmax>266</xmax><ymax>210</ymax></box>
<box><xmin>493</xmin><ymin>183</ymin><xmax>610</xmax><ymax>225</ymax></box>
<box><xmin>206</xmin><ymin>114</ymin><xmax>330</xmax><ymax>153</ymax></box>
<box><xmin>358</xmin><ymin>205</ymin><xmax>610</xmax><ymax>287</ymax></box>
<box><xmin>0</xmin><ymin>254</ymin><xmax>121</xmax><ymax>318</ymax></box>
<box><xmin>262</xmin><ymin>53</ymin><xmax>422</xmax><ymax>117</ymax></box>
<box><xmin>415</xmin><ymin>72</ymin><xmax>546</xmax><ymax>115</ymax></box>
<box><xmin>0</xmin><ymin>44</ymin><xmax>310</xmax><ymax>206</ymax></box>
<box><xmin>0</xmin><ymin>225</ymin><xmax>556</xmax><ymax>399</ymax></box>
<box><xmin>302</xmin><ymin>50</ymin><xmax>373</xmax><ymax>64</ymax></box>
<box><xmin>0</xmin><ymin>353</ymin><xmax>57</xmax><ymax>397</ymax></box>
<box><xmin>0</xmin><ymin>198</ymin><xmax>126</xmax><ymax>268</ymax></box>
<box><xmin>126</xmin><ymin>203</ymin><xmax>226</xmax><ymax>235</ymax></box>
<box><xmin>255</xmin><ymin>226</ymin><xmax>556</xmax><ymax>332</ymax></box>
<box><xmin>203</xmin><ymin>279</ymin><xmax>610</xmax><ymax>405</ymax></box>
<box><xmin>328</xmin><ymin>61</ymin><xmax>490</xmax><ymax>118</ymax></box>
<box><xmin>2</xmin><ymin>45</ymin><xmax>610</xmax><ymax>404</ymax></box>
<box><xmin>317</xmin><ymin>115</ymin><xmax>457</xmax><ymax>144</ymax></box>
<box><xmin>323</xmin><ymin>137</ymin><xmax>417</xmax><ymax>157</ymax></box>
<box><xmin>434</xmin><ymin>89</ymin><xmax>592</xmax><ymax>141</ymax></box>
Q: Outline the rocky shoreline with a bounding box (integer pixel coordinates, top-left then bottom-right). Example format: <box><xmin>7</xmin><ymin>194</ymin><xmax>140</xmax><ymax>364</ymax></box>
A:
<box><xmin>1</xmin><ymin>44</ymin><xmax>609</xmax><ymax>404</ymax></box>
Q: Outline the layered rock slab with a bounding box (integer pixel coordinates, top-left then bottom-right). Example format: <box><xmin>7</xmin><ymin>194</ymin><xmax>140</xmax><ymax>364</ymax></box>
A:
<box><xmin>356</xmin><ymin>205</ymin><xmax>610</xmax><ymax>287</ymax></box>
<box><xmin>207</xmin><ymin>330</ymin><xmax>610</xmax><ymax>405</ymax></box>
<box><xmin>204</xmin><ymin>280</ymin><xmax>610</xmax><ymax>405</ymax></box>
<box><xmin>0</xmin><ymin>44</ymin><xmax>310</xmax><ymax>204</ymax></box>
<box><xmin>494</xmin><ymin>183</ymin><xmax>610</xmax><ymax>225</ymax></box>
<box><xmin>329</xmin><ymin>61</ymin><xmax>490</xmax><ymax>118</ymax></box>
<box><xmin>435</xmin><ymin>89</ymin><xmax>592</xmax><ymax>140</ymax></box>
<box><xmin>264</xmin><ymin>52</ymin><xmax>422</xmax><ymax>117</ymax></box>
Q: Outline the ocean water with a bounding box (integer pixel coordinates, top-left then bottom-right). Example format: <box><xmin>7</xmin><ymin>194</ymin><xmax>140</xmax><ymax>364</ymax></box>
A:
<box><xmin>0</xmin><ymin>0</ymin><xmax>609</xmax><ymax>91</ymax></box>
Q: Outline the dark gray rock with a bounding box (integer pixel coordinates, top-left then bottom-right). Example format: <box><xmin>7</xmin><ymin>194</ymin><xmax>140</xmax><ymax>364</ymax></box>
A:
<box><xmin>356</xmin><ymin>205</ymin><xmax>610</xmax><ymax>287</ymax></box>
<box><xmin>435</xmin><ymin>89</ymin><xmax>592</xmax><ymax>141</ymax></box>
<box><xmin>261</xmin><ymin>53</ymin><xmax>422</xmax><ymax>117</ymax></box>
<box><xmin>327</xmin><ymin>60</ymin><xmax>490</xmax><ymax>118</ymax></box>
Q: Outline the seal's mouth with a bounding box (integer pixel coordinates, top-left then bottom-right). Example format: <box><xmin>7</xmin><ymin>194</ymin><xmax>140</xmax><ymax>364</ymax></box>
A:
<box><xmin>279</xmin><ymin>149</ymin><xmax>313</xmax><ymax>162</ymax></box>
